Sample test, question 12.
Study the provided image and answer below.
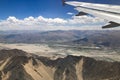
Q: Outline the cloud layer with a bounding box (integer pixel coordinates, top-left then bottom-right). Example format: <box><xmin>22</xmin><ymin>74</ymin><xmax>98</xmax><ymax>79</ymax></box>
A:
<box><xmin>0</xmin><ymin>15</ymin><xmax>119</xmax><ymax>31</ymax></box>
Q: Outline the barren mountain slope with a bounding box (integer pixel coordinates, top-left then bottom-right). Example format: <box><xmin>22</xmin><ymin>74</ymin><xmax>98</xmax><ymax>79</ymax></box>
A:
<box><xmin>0</xmin><ymin>49</ymin><xmax>120</xmax><ymax>80</ymax></box>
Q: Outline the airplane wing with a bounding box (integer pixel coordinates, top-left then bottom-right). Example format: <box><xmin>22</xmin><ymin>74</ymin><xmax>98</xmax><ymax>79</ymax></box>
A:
<box><xmin>65</xmin><ymin>1</ymin><xmax>120</xmax><ymax>28</ymax></box>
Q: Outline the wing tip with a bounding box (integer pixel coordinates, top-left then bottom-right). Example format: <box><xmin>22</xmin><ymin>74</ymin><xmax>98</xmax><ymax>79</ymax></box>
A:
<box><xmin>62</xmin><ymin>0</ymin><xmax>66</xmax><ymax>6</ymax></box>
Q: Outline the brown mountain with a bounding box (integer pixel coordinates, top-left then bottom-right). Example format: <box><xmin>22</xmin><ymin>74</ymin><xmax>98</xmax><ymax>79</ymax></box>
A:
<box><xmin>0</xmin><ymin>49</ymin><xmax>120</xmax><ymax>80</ymax></box>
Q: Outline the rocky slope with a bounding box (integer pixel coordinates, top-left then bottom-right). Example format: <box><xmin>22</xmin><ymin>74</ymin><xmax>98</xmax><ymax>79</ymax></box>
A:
<box><xmin>0</xmin><ymin>49</ymin><xmax>120</xmax><ymax>80</ymax></box>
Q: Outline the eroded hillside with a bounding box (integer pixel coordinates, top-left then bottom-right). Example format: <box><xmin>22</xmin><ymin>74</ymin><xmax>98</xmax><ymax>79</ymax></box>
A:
<box><xmin>0</xmin><ymin>49</ymin><xmax>120</xmax><ymax>80</ymax></box>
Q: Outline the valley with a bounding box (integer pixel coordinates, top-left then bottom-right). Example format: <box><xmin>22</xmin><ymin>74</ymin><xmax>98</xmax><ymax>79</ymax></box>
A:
<box><xmin>0</xmin><ymin>43</ymin><xmax>120</xmax><ymax>62</ymax></box>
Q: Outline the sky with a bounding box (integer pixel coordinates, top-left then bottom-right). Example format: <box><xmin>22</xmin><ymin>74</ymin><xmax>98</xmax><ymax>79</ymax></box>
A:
<box><xmin>0</xmin><ymin>0</ymin><xmax>120</xmax><ymax>31</ymax></box>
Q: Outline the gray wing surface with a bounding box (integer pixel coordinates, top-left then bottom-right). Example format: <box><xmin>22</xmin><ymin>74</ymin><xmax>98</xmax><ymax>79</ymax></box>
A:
<box><xmin>65</xmin><ymin>1</ymin><xmax>120</xmax><ymax>28</ymax></box>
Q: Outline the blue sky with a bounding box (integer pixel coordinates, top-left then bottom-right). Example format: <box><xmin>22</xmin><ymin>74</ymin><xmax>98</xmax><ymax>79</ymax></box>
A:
<box><xmin>0</xmin><ymin>0</ymin><xmax>119</xmax><ymax>19</ymax></box>
<box><xmin>0</xmin><ymin>0</ymin><xmax>76</xmax><ymax>19</ymax></box>
<box><xmin>0</xmin><ymin>0</ymin><xmax>119</xmax><ymax>30</ymax></box>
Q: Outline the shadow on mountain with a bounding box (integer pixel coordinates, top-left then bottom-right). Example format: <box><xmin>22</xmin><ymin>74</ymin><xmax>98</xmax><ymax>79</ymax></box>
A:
<box><xmin>0</xmin><ymin>49</ymin><xmax>120</xmax><ymax>80</ymax></box>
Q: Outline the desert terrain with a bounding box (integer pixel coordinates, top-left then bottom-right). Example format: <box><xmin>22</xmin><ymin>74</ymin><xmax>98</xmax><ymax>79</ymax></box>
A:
<box><xmin>0</xmin><ymin>43</ymin><xmax>120</xmax><ymax>62</ymax></box>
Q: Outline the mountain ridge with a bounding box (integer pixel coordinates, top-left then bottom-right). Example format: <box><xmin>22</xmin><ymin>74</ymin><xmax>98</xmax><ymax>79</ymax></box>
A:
<box><xmin>0</xmin><ymin>49</ymin><xmax>120</xmax><ymax>80</ymax></box>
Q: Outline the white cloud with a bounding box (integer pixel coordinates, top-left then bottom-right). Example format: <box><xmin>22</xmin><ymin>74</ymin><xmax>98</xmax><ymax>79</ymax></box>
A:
<box><xmin>24</xmin><ymin>16</ymin><xmax>34</xmax><ymax>21</ymax></box>
<box><xmin>0</xmin><ymin>15</ymin><xmax>119</xmax><ymax>31</ymax></box>
<box><xmin>67</xmin><ymin>12</ymin><xmax>74</xmax><ymax>15</ymax></box>
<box><xmin>7</xmin><ymin>16</ymin><xmax>19</xmax><ymax>23</ymax></box>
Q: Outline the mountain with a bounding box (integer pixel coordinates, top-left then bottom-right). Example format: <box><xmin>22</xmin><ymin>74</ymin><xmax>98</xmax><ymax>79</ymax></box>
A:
<box><xmin>0</xmin><ymin>30</ymin><xmax>120</xmax><ymax>48</ymax></box>
<box><xmin>0</xmin><ymin>49</ymin><xmax>120</xmax><ymax>80</ymax></box>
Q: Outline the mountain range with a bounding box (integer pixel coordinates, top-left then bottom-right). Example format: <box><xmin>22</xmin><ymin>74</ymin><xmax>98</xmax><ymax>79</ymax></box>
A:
<box><xmin>0</xmin><ymin>30</ymin><xmax>120</xmax><ymax>48</ymax></box>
